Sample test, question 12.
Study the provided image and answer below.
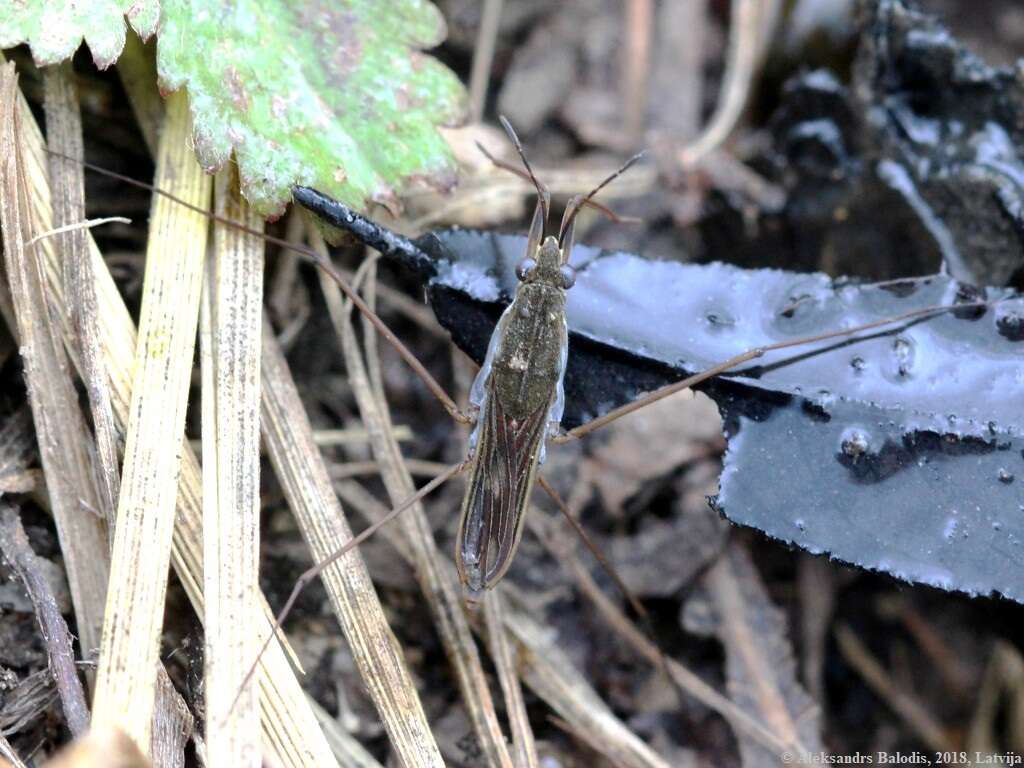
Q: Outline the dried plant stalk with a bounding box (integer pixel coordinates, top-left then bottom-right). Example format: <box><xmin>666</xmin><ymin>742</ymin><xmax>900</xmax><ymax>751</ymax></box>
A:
<box><xmin>482</xmin><ymin>591</ymin><xmax>538</xmax><ymax>768</ymax></box>
<box><xmin>261</xmin><ymin>321</ymin><xmax>444</xmax><ymax>767</ymax></box>
<box><xmin>90</xmin><ymin>90</ymin><xmax>211</xmax><ymax>751</ymax></box>
<box><xmin>9</xmin><ymin>59</ymin><xmax>337</xmax><ymax>766</ymax></box>
<box><xmin>322</xmin><ymin>249</ymin><xmax>513</xmax><ymax>768</ymax></box>
<box><xmin>500</xmin><ymin>593</ymin><xmax>671</xmax><ymax>768</ymax></box>
<box><xmin>43</xmin><ymin>62</ymin><xmax>122</xmax><ymax>531</ymax></box>
<box><xmin>528</xmin><ymin>511</ymin><xmax>789</xmax><ymax>755</ymax></box>
<box><xmin>200</xmin><ymin>167</ymin><xmax>264</xmax><ymax>766</ymax></box>
<box><xmin>333</xmin><ymin>479</ymin><xmax>669</xmax><ymax>768</ymax></box>
<box><xmin>0</xmin><ymin>63</ymin><xmax>109</xmax><ymax>662</ymax></box>
<box><xmin>0</xmin><ymin>505</ymin><xmax>90</xmax><ymax>736</ymax></box>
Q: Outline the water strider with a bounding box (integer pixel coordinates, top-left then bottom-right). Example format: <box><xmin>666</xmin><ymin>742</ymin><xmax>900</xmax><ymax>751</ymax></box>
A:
<box><xmin>451</xmin><ymin>119</ymin><xmax>641</xmax><ymax>599</ymax></box>
<box><xmin>54</xmin><ymin>121</ymin><xmax>997</xmax><ymax>674</ymax></box>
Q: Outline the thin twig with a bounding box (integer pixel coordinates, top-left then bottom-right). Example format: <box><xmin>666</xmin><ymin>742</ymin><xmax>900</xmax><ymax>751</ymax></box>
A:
<box><xmin>469</xmin><ymin>0</ymin><xmax>504</xmax><ymax>123</ymax></box>
<box><xmin>483</xmin><ymin>590</ymin><xmax>539</xmax><ymax>768</ymax></box>
<box><xmin>0</xmin><ymin>505</ymin><xmax>90</xmax><ymax>737</ymax></box>
<box><xmin>323</xmin><ymin>235</ymin><xmax>514</xmax><ymax>768</ymax></box>
<box><xmin>525</xmin><ymin>510</ymin><xmax>790</xmax><ymax>755</ymax></box>
<box><xmin>835</xmin><ymin>624</ymin><xmax>955</xmax><ymax>756</ymax></box>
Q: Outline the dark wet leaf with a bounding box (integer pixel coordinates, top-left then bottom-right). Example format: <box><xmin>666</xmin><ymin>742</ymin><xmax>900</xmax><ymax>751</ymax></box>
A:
<box><xmin>293</xmin><ymin>187</ymin><xmax>1024</xmax><ymax>603</ymax></box>
<box><xmin>854</xmin><ymin>0</ymin><xmax>1024</xmax><ymax>286</ymax></box>
<box><xmin>754</xmin><ymin>0</ymin><xmax>1024</xmax><ymax>287</ymax></box>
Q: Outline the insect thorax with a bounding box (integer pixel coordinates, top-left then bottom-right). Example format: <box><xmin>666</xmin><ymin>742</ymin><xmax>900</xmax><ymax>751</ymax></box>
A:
<box><xmin>490</xmin><ymin>283</ymin><xmax>567</xmax><ymax>420</ymax></box>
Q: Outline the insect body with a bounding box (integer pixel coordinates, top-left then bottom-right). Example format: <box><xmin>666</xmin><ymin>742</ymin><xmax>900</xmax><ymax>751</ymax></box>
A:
<box><xmin>457</xmin><ymin>234</ymin><xmax>574</xmax><ymax>598</ymax></box>
<box><xmin>446</xmin><ymin>117</ymin><xmax>642</xmax><ymax>599</ymax></box>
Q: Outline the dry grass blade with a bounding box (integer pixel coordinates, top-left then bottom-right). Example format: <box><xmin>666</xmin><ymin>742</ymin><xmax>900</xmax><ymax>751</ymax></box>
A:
<box><xmin>150</xmin><ymin>673</ymin><xmax>193</xmax><ymax>768</ymax></box>
<box><xmin>43</xmin><ymin>61</ymin><xmax>122</xmax><ymax>534</ymax></box>
<box><xmin>90</xmin><ymin>90</ymin><xmax>211</xmax><ymax>751</ymax></box>
<box><xmin>696</xmin><ymin>541</ymin><xmax>823</xmax><ymax>764</ymax></box>
<box><xmin>321</xmin><ymin>243</ymin><xmax>514</xmax><ymax>768</ymax></box>
<box><xmin>200</xmin><ymin>166</ymin><xmax>263</xmax><ymax>765</ymax></box>
<box><xmin>482</xmin><ymin>591</ymin><xmax>538</xmax><ymax>768</ymax></box>
<box><xmin>0</xmin><ymin>63</ymin><xmax>109</xmax><ymax>661</ymax></box>
<box><xmin>0</xmin><ymin>732</ymin><xmax>29</xmax><ymax>768</ymax></box>
<box><xmin>834</xmin><ymin>623</ymin><xmax>954</xmax><ymax>755</ymax></box>
<box><xmin>9</xmin><ymin>59</ymin><xmax>337</xmax><ymax>766</ymax></box>
<box><xmin>527</xmin><ymin>510</ymin><xmax>788</xmax><ymax>755</ymax></box>
<box><xmin>333</xmin><ymin>472</ymin><xmax>670</xmax><ymax>768</ymax></box>
<box><xmin>115</xmin><ymin>30</ymin><xmax>161</xmax><ymax>156</ymax></box>
<box><xmin>260</xmin><ymin>322</ymin><xmax>444</xmax><ymax>767</ymax></box>
<box><xmin>499</xmin><ymin>591</ymin><xmax>671</xmax><ymax>768</ymax></box>
<box><xmin>0</xmin><ymin>504</ymin><xmax>89</xmax><ymax>736</ymax></box>
<box><xmin>678</xmin><ymin>0</ymin><xmax>774</xmax><ymax>167</ymax></box>
<box><xmin>307</xmin><ymin>696</ymin><xmax>385</xmax><ymax>768</ymax></box>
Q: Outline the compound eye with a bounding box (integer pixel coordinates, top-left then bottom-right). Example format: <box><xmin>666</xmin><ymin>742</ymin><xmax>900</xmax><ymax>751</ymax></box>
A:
<box><xmin>558</xmin><ymin>263</ymin><xmax>577</xmax><ymax>289</ymax></box>
<box><xmin>515</xmin><ymin>257</ymin><xmax>537</xmax><ymax>281</ymax></box>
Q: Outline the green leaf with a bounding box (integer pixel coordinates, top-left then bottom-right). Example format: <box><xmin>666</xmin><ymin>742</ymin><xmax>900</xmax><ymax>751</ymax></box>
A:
<box><xmin>0</xmin><ymin>0</ymin><xmax>159</xmax><ymax>68</ymax></box>
<box><xmin>157</xmin><ymin>0</ymin><xmax>466</xmax><ymax>215</ymax></box>
<box><xmin>2</xmin><ymin>0</ymin><xmax>466</xmax><ymax>215</ymax></box>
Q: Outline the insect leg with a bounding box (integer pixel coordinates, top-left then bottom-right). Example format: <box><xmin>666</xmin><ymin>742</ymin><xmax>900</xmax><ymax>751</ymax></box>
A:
<box><xmin>552</xmin><ymin>300</ymin><xmax>994</xmax><ymax>443</ymax></box>
<box><xmin>54</xmin><ymin>151</ymin><xmax>474</xmax><ymax>426</ymax></box>
<box><xmin>230</xmin><ymin>460</ymin><xmax>467</xmax><ymax>717</ymax></box>
<box><xmin>531</xmin><ymin>479</ymin><xmax>788</xmax><ymax>754</ymax></box>
<box><xmin>536</xmin><ymin>476</ymin><xmax>688</xmax><ymax>712</ymax></box>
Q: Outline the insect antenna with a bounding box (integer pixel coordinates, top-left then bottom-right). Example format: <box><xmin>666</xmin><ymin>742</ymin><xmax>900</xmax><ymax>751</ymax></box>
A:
<box><xmin>495</xmin><ymin>115</ymin><xmax>550</xmax><ymax>221</ymax></box>
<box><xmin>558</xmin><ymin>151</ymin><xmax>645</xmax><ymax>249</ymax></box>
<box><xmin>475</xmin><ymin>139</ymin><xmax>552</xmax><ymax>229</ymax></box>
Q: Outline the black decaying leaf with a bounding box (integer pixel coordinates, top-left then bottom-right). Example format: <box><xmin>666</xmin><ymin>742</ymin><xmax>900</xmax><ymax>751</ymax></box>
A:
<box><xmin>293</xmin><ymin>193</ymin><xmax>1024</xmax><ymax>604</ymax></box>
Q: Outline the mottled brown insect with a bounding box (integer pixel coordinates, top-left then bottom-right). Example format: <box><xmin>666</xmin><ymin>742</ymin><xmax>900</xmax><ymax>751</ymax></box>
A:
<box><xmin>455</xmin><ymin>117</ymin><xmax>640</xmax><ymax>599</ymax></box>
<box><xmin>456</xmin><ymin>233</ymin><xmax>572</xmax><ymax>597</ymax></box>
